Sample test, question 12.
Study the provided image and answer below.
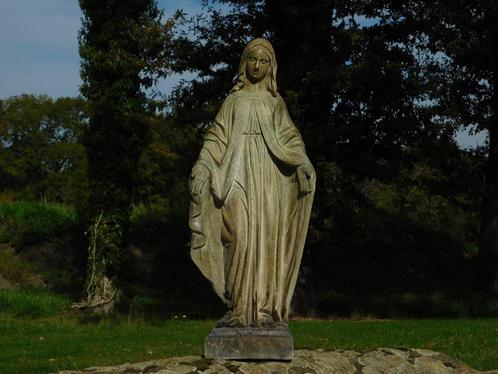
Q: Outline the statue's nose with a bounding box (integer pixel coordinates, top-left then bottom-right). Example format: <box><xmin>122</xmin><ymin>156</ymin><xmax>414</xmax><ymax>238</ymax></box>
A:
<box><xmin>255</xmin><ymin>61</ymin><xmax>260</xmax><ymax>69</ymax></box>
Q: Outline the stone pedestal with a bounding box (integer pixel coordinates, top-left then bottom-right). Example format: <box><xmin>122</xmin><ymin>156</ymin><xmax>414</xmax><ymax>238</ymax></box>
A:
<box><xmin>204</xmin><ymin>325</ymin><xmax>293</xmax><ymax>360</ymax></box>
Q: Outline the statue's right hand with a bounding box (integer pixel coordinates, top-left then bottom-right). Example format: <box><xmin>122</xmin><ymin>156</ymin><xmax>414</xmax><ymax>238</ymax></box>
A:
<box><xmin>189</xmin><ymin>163</ymin><xmax>210</xmax><ymax>197</ymax></box>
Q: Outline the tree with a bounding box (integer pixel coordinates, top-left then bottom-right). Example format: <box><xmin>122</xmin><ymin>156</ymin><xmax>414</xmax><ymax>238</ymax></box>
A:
<box><xmin>76</xmin><ymin>0</ymin><xmax>175</xmax><ymax>312</ymax></box>
<box><xmin>0</xmin><ymin>95</ymin><xmax>88</xmax><ymax>204</ymax></box>
<box><xmin>162</xmin><ymin>0</ymin><xmax>489</xmax><ymax>316</ymax></box>
<box><xmin>417</xmin><ymin>0</ymin><xmax>498</xmax><ymax>293</ymax></box>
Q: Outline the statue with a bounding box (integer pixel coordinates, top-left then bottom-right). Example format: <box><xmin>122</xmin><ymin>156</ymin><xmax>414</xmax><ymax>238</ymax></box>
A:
<box><xmin>189</xmin><ymin>38</ymin><xmax>315</xmax><ymax>359</ymax></box>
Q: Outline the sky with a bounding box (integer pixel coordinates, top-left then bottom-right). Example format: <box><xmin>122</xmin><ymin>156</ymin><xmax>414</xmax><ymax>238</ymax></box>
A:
<box><xmin>0</xmin><ymin>0</ymin><xmax>487</xmax><ymax>148</ymax></box>
<box><xmin>0</xmin><ymin>0</ymin><xmax>201</xmax><ymax>99</ymax></box>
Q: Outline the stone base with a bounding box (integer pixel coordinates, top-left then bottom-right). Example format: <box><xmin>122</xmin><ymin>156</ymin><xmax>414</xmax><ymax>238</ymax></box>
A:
<box><xmin>204</xmin><ymin>325</ymin><xmax>293</xmax><ymax>360</ymax></box>
<box><xmin>58</xmin><ymin>349</ymin><xmax>483</xmax><ymax>374</ymax></box>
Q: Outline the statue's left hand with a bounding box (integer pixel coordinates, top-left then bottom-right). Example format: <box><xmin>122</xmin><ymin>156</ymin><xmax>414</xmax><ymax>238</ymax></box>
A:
<box><xmin>297</xmin><ymin>163</ymin><xmax>315</xmax><ymax>196</ymax></box>
<box><xmin>189</xmin><ymin>163</ymin><xmax>210</xmax><ymax>198</ymax></box>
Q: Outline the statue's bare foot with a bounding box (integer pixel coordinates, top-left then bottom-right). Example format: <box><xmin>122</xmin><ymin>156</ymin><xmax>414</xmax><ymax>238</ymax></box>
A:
<box><xmin>257</xmin><ymin>311</ymin><xmax>276</xmax><ymax>327</ymax></box>
<box><xmin>216</xmin><ymin>312</ymin><xmax>245</xmax><ymax>328</ymax></box>
<box><xmin>225</xmin><ymin>316</ymin><xmax>245</xmax><ymax>327</ymax></box>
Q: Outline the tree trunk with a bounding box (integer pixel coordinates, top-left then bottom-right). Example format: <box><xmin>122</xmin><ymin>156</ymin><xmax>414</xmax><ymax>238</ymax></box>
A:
<box><xmin>73</xmin><ymin>274</ymin><xmax>119</xmax><ymax>314</ymax></box>
<box><xmin>72</xmin><ymin>211</ymin><xmax>123</xmax><ymax>313</ymax></box>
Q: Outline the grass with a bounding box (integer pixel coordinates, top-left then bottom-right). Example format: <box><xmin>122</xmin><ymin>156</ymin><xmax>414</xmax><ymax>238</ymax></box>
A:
<box><xmin>0</xmin><ymin>289</ymin><xmax>71</xmax><ymax>317</ymax></box>
<box><xmin>0</xmin><ymin>316</ymin><xmax>497</xmax><ymax>373</ymax></box>
<box><xmin>0</xmin><ymin>317</ymin><xmax>212</xmax><ymax>374</ymax></box>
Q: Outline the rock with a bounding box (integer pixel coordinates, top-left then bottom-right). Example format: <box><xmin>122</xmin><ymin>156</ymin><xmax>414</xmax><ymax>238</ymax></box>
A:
<box><xmin>56</xmin><ymin>348</ymin><xmax>494</xmax><ymax>373</ymax></box>
<box><xmin>205</xmin><ymin>325</ymin><xmax>293</xmax><ymax>360</ymax></box>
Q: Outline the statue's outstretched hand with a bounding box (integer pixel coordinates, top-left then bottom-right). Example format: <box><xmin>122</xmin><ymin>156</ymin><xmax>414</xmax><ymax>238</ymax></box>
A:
<box><xmin>297</xmin><ymin>163</ymin><xmax>315</xmax><ymax>197</ymax></box>
<box><xmin>189</xmin><ymin>163</ymin><xmax>210</xmax><ymax>197</ymax></box>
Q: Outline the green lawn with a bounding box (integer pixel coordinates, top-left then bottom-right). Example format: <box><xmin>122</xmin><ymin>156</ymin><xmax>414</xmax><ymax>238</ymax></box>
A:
<box><xmin>1</xmin><ymin>316</ymin><xmax>498</xmax><ymax>374</ymax></box>
<box><xmin>0</xmin><ymin>316</ymin><xmax>212</xmax><ymax>374</ymax></box>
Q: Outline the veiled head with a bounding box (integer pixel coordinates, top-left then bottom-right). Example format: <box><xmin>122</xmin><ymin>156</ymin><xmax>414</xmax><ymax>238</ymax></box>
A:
<box><xmin>231</xmin><ymin>38</ymin><xmax>278</xmax><ymax>96</ymax></box>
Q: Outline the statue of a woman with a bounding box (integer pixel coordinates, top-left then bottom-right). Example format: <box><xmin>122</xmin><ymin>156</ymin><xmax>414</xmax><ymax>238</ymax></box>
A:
<box><xmin>189</xmin><ymin>38</ymin><xmax>315</xmax><ymax>328</ymax></box>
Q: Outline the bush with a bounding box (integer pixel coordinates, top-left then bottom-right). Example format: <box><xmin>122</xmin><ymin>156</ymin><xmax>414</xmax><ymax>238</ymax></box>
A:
<box><xmin>0</xmin><ymin>201</ymin><xmax>77</xmax><ymax>247</ymax></box>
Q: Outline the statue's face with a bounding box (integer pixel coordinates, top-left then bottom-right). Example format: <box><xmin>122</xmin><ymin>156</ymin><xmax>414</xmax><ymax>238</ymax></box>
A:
<box><xmin>245</xmin><ymin>47</ymin><xmax>270</xmax><ymax>83</ymax></box>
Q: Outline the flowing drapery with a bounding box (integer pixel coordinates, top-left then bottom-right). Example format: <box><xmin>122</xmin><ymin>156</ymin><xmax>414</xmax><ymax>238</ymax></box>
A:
<box><xmin>189</xmin><ymin>90</ymin><xmax>315</xmax><ymax>325</ymax></box>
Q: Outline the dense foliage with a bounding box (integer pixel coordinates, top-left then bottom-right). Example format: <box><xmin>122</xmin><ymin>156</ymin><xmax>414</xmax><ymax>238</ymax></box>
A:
<box><xmin>0</xmin><ymin>0</ymin><xmax>496</xmax><ymax>316</ymax></box>
<box><xmin>420</xmin><ymin>0</ymin><xmax>498</xmax><ymax>293</ymax></box>
<box><xmin>0</xmin><ymin>95</ymin><xmax>88</xmax><ymax>205</ymax></box>
<box><xmin>76</xmin><ymin>0</ymin><xmax>176</xmax><ymax>310</ymax></box>
<box><xmin>162</xmin><ymin>0</ymin><xmax>488</xmax><ymax>314</ymax></box>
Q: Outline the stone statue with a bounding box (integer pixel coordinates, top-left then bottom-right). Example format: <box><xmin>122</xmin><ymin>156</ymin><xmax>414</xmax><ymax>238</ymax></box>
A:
<box><xmin>188</xmin><ymin>38</ymin><xmax>315</xmax><ymax>358</ymax></box>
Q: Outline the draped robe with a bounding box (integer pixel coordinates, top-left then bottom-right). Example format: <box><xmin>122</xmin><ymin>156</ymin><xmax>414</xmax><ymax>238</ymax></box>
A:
<box><xmin>189</xmin><ymin>89</ymin><xmax>315</xmax><ymax>326</ymax></box>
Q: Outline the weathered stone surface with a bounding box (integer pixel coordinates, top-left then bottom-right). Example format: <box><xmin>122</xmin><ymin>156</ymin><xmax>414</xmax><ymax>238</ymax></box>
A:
<box><xmin>205</xmin><ymin>325</ymin><xmax>293</xmax><ymax>360</ymax></box>
<box><xmin>57</xmin><ymin>348</ymin><xmax>498</xmax><ymax>374</ymax></box>
<box><xmin>189</xmin><ymin>38</ymin><xmax>315</xmax><ymax>329</ymax></box>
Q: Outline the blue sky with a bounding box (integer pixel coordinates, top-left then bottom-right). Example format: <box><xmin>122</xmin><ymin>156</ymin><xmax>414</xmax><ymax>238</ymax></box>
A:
<box><xmin>0</xmin><ymin>0</ymin><xmax>487</xmax><ymax>148</ymax></box>
<box><xmin>0</xmin><ymin>0</ymin><xmax>201</xmax><ymax>99</ymax></box>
